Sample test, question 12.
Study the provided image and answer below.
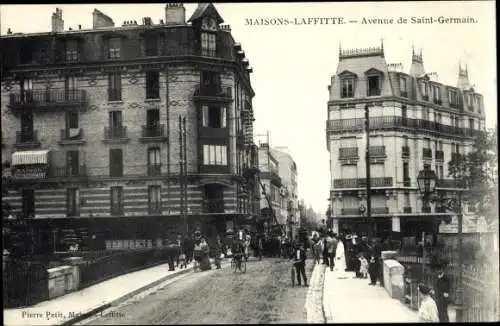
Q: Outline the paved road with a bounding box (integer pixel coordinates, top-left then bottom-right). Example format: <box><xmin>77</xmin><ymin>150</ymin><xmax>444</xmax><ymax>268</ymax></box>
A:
<box><xmin>77</xmin><ymin>258</ymin><xmax>315</xmax><ymax>325</ymax></box>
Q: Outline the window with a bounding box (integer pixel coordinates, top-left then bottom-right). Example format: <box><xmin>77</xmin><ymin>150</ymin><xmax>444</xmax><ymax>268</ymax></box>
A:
<box><xmin>439</xmin><ymin>165</ymin><xmax>444</xmax><ymax>179</ymax></box>
<box><xmin>203</xmin><ymin>145</ymin><xmax>228</xmax><ymax>165</ymax></box>
<box><xmin>401</xmin><ymin>105</ymin><xmax>408</xmax><ymax>125</ymax></box>
<box><xmin>469</xmin><ymin>118</ymin><xmax>474</xmax><ymax>130</ymax></box>
<box><xmin>438</xmin><ymin>141</ymin><xmax>443</xmax><ymax>150</ymax></box>
<box><xmin>146</xmin><ymin>71</ymin><xmax>160</xmax><ymax>99</ymax></box>
<box><xmin>404</xmin><ymin>192</ymin><xmax>410</xmax><ymax>208</ymax></box>
<box><xmin>434</xmin><ymin>140</ymin><xmax>438</xmax><ymax>152</ymax></box>
<box><xmin>451</xmin><ymin>142</ymin><xmax>456</xmax><ymax>154</ymax></box>
<box><xmin>20</xmin><ymin>111</ymin><xmax>34</xmax><ymax>141</ymax></box>
<box><xmin>422</xmin><ymin>108</ymin><xmax>429</xmax><ymax>121</ymax></box>
<box><xmin>108</xmin><ymin>37</ymin><xmax>121</xmax><ymax>59</ymax></box>
<box><xmin>66</xmin><ymin>150</ymin><xmax>80</xmax><ymax>176</ymax></box>
<box><xmin>108</xmin><ymin>73</ymin><xmax>122</xmax><ymax>101</ymax></box>
<box><xmin>201</xmin><ymin>32</ymin><xmax>216</xmax><ymax>57</ymax></box>
<box><xmin>436</xmin><ymin>113</ymin><xmax>442</xmax><ymax>124</ymax></box>
<box><xmin>403</xmin><ymin>136</ymin><xmax>409</xmax><ymax>147</ymax></box>
<box><xmin>20</xmin><ymin>78</ymin><xmax>33</xmax><ymax>103</ymax></box>
<box><xmin>22</xmin><ymin>189</ymin><xmax>35</xmax><ymax>218</ymax></box>
<box><xmin>467</xmin><ymin>94</ymin><xmax>473</xmax><ymax>107</ymax></box>
<box><xmin>420</xmin><ymin>81</ymin><xmax>428</xmax><ymax>98</ymax></box>
<box><xmin>146</xmin><ymin>109</ymin><xmax>160</xmax><ymax>129</ymax></box>
<box><xmin>65</xmin><ymin>75</ymin><xmax>78</xmax><ymax>91</ymax></box>
<box><xmin>202</xmin><ymin>105</ymin><xmax>226</xmax><ymax>128</ymax></box>
<box><xmin>66</xmin><ymin>40</ymin><xmax>78</xmax><ymax>62</ymax></box>
<box><xmin>367</xmin><ymin>76</ymin><xmax>380</xmax><ymax>96</ymax></box>
<box><xmin>148</xmin><ymin>147</ymin><xmax>161</xmax><ymax>176</ymax></box>
<box><xmin>66</xmin><ymin>188</ymin><xmax>80</xmax><ymax>217</ymax></box>
<box><xmin>201</xmin><ymin>70</ymin><xmax>220</xmax><ymax>92</ymax></box>
<box><xmin>400</xmin><ymin>77</ymin><xmax>407</xmax><ymax>96</ymax></box>
<box><xmin>144</xmin><ymin>34</ymin><xmax>158</xmax><ymax>56</ymax></box>
<box><xmin>110</xmin><ymin>186</ymin><xmax>123</xmax><ymax>215</ymax></box>
<box><xmin>109</xmin><ymin>148</ymin><xmax>123</xmax><ymax>177</ymax></box>
<box><xmin>433</xmin><ymin>85</ymin><xmax>441</xmax><ymax>104</ymax></box>
<box><xmin>403</xmin><ymin>162</ymin><xmax>409</xmax><ymax>179</ymax></box>
<box><xmin>148</xmin><ymin>186</ymin><xmax>161</xmax><ymax>213</ymax></box>
<box><xmin>341</xmin><ymin>79</ymin><xmax>355</xmax><ymax>98</ymax></box>
<box><xmin>66</xmin><ymin>111</ymin><xmax>79</xmax><ymax>130</ymax></box>
<box><xmin>448</xmin><ymin>90</ymin><xmax>457</xmax><ymax>107</ymax></box>
<box><xmin>423</xmin><ymin>163</ymin><xmax>431</xmax><ymax>170</ymax></box>
<box><xmin>424</xmin><ymin>137</ymin><xmax>431</xmax><ymax>149</ymax></box>
<box><xmin>109</xmin><ymin>111</ymin><xmax>123</xmax><ymax>137</ymax></box>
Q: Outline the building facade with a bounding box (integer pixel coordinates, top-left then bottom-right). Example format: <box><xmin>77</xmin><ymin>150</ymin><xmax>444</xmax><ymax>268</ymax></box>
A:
<box><xmin>325</xmin><ymin>44</ymin><xmax>485</xmax><ymax>238</ymax></box>
<box><xmin>270</xmin><ymin>147</ymin><xmax>300</xmax><ymax>239</ymax></box>
<box><xmin>1</xmin><ymin>3</ymin><xmax>260</xmax><ymax>250</ymax></box>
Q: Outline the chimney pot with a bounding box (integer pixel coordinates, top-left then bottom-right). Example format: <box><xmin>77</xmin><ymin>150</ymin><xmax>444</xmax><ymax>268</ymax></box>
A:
<box><xmin>7</xmin><ymin>28</ymin><xmax>12</xmax><ymax>34</ymax></box>
<box><xmin>78</xmin><ymin>24</ymin><xmax>81</xmax><ymax>30</ymax></box>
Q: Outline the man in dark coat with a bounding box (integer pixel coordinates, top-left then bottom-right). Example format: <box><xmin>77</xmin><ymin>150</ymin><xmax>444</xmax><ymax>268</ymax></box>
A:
<box><xmin>434</xmin><ymin>263</ymin><xmax>451</xmax><ymax>322</ymax></box>
<box><xmin>292</xmin><ymin>242</ymin><xmax>308</xmax><ymax>287</ymax></box>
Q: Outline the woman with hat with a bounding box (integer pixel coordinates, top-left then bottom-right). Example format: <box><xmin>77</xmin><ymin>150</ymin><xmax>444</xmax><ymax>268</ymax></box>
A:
<box><xmin>418</xmin><ymin>283</ymin><xmax>439</xmax><ymax>322</ymax></box>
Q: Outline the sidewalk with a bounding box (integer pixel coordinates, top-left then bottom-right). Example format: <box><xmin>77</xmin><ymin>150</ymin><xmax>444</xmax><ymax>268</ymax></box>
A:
<box><xmin>3</xmin><ymin>260</ymin><xmax>205</xmax><ymax>326</ymax></box>
<box><xmin>323</xmin><ymin>269</ymin><xmax>419</xmax><ymax>323</ymax></box>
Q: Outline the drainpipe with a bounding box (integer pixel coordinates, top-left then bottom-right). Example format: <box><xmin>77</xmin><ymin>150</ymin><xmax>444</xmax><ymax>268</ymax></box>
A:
<box><xmin>166</xmin><ymin>67</ymin><xmax>171</xmax><ymax>241</ymax></box>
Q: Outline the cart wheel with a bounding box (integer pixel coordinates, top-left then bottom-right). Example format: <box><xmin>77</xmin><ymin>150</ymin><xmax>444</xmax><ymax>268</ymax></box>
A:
<box><xmin>291</xmin><ymin>266</ymin><xmax>295</xmax><ymax>287</ymax></box>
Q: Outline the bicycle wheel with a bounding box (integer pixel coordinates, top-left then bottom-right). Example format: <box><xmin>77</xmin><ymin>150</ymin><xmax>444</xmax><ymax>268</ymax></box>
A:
<box><xmin>241</xmin><ymin>259</ymin><xmax>247</xmax><ymax>273</ymax></box>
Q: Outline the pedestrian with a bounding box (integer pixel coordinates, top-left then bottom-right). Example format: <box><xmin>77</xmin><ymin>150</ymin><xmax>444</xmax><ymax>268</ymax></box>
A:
<box><xmin>434</xmin><ymin>262</ymin><xmax>451</xmax><ymax>322</ymax></box>
<box><xmin>214</xmin><ymin>235</ymin><xmax>223</xmax><ymax>270</ymax></box>
<box><xmin>322</xmin><ymin>231</ymin><xmax>330</xmax><ymax>265</ymax></box>
<box><xmin>334</xmin><ymin>234</ymin><xmax>348</xmax><ymax>278</ymax></box>
<box><xmin>358</xmin><ymin>254</ymin><xmax>369</xmax><ymax>278</ymax></box>
<box><xmin>293</xmin><ymin>243</ymin><xmax>308</xmax><ymax>287</ymax></box>
<box><xmin>325</xmin><ymin>232</ymin><xmax>338</xmax><ymax>271</ymax></box>
<box><xmin>418</xmin><ymin>283</ymin><xmax>440</xmax><ymax>322</ymax></box>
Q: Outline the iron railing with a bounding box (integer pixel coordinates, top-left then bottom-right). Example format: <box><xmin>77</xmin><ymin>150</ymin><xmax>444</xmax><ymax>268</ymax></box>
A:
<box><xmin>370</xmin><ymin>146</ymin><xmax>386</xmax><ymax>157</ymax></box>
<box><xmin>103</xmin><ymin>126</ymin><xmax>128</xmax><ymax>139</ymax></box>
<box><xmin>333</xmin><ymin>177</ymin><xmax>393</xmax><ymax>188</ymax></box>
<box><xmin>147</xmin><ymin>163</ymin><xmax>162</xmax><ymax>176</ymax></box>
<box><xmin>8</xmin><ymin>89</ymin><xmax>87</xmax><ymax>108</ymax></box>
<box><xmin>339</xmin><ymin>147</ymin><xmax>359</xmax><ymax>158</ymax></box>
<box><xmin>435</xmin><ymin>150</ymin><xmax>444</xmax><ymax>161</ymax></box>
<box><xmin>402</xmin><ymin>146</ymin><xmax>410</xmax><ymax>157</ymax></box>
<box><xmin>15</xmin><ymin>130</ymin><xmax>39</xmax><ymax>144</ymax></box>
<box><xmin>203</xmin><ymin>199</ymin><xmax>224</xmax><ymax>213</ymax></box>
<box><xmin>60</xmin><ymin>128</ymin><xmax>84</xmax><ymax>142</ymax></box>
<box><xmin>141</xmin><ymin>124</ymin><xmax>165</xmax><ymax>138</ymax></box>
<box><xmin>422</xmin><ymin>148</ymin><xmax>433</xmax><ymax>159</ymax></box>
<box><xmin>193</xmin><ymin>84</ymin><xmax>232</xmax><ymax>98</ymax></box>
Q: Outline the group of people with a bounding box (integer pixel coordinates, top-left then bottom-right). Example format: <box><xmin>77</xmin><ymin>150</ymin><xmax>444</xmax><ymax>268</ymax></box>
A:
<box><xmin>417</xmin><ymin>262</ymin><xmax>451</xmax><ymax>323</ymax></box>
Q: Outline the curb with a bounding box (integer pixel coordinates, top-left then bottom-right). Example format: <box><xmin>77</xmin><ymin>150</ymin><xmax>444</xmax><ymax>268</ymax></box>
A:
<box><xmin>305</xmin><ymin>263</ymin><xmax>326</xmax><ymax>323</ymax></box>
<box><xmin>60</xmin><ymin>258</ymin><xmax>226</xmax><ymax>326</ymax></box>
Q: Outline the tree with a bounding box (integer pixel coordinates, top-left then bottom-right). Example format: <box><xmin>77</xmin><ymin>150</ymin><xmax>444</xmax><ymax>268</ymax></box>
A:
<box><xmin>447</xmin><ymin>127</ymin><xmax>498</xmax><ymax>228</ymax></box>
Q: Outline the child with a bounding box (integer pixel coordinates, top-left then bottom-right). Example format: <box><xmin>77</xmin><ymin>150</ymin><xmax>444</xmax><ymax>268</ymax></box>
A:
<box><xmin>178</xmin><ymin>250</ymin><xmax>187</xmax><ymax>269</ymax></box>
<box><xmin>359</xmin><ymin>254</ymin><xmax>368</xmax><ymax>278</ymax></box>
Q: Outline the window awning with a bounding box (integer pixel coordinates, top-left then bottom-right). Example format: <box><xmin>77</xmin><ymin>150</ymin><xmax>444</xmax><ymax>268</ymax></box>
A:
<box><xmin>12</xmin><ymin>150</ymin><xmax>50</xmax><ymax>166</ymax></box>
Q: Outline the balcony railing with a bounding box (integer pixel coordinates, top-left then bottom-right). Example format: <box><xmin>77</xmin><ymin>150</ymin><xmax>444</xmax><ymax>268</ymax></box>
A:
<box><xmin>11</xmin><ymin>165</ymin><xmax>87</xmax><ymax>180</ymax></box>
<box><xmin>193</xmin><ymin>84</ymin><xmax>232</xmax><ymax>101</ymax></box>
<box><xmin>15</xmin><ymin>131</ymin><xmax>40</xmax><ymax>148</ymax></box>
<box><xmin>422</xmin><ymin>148</ymin><xmax>432</xmax><ymax>159</ymax></box>
<box><xmin>402</xmin><ymin>146</ymin><xmax>410</xmax><ymax>157</ymax></box>
<box><xmin>400</xmin><ymin>91</ymin><xmax>408</xmax><ymax>98</ymax></box>
<box><xmin>203</xmin><ymin>199</ymin><xmax>224</xmax><ymax>213</ymax></box>
<box><xmin>403</xmin><ymin>207</ymin><xmax>412</xmax><ymax>213</ymax></box>
<box><xmin>147</xmin><ymin>164</ymin><xmax>162</xmax><ymax>177</ymax></box>
<box><xmin>433</xmin><ymin>99</ymin><xmax>442</xmax><ymax>105</ymax></box>
<box><xmin>103</xmin><ymin>126</ymin><xmax>128</xmax><ymax>140</ymax></box>
<box><xmin>435</xmin><ymin>150</ymin><xmax>444</xmax><ymax>161</ymax></box>
<box><xmin>8</xmin><ymin>89</ymin><xmax>87</xmax><ymax>110</ymax></box>
<box><xmin>333</xmin><ymin>177</ymin><xmax>393</xmax><ymax>188</ymax></box>
<box><xmin>260</xmin><ymin>171</ymin><xmax>282</xmax><ymax>187</ymax></box>
<box><xmin>50</xmin><ymin>165</ymin><xmax>87</xmax><ymax>178</ymax></box>
<box><xmin>340</xmin><ymin>207</ymin><xmax>388</xmax><ymax>215</ymax></box>
<box><xmin>403</xmin><ymin>178</ymin><xmax>411</xmax><ymax>187</ymax></box>
<box><xmin>108</xmin><ymin>89</ymin><xmax>122</xmax><ymax>102</ymax></box>
<box><xmin>140</xmin><ymin>124</ymin><xmax>167</xmax><ymax>142</ymax></box>
<box><xmin>339</xmin><ymin>147</ymin><xmax>359</xmax><ymax>159</ymax></box>
<box><xmin>59</xmin><ymin>128</ymin><xmax>85</xmax><ymax>144</ymax></box>
<box><xmin>436</xmin><ymin>179</ymin><xmax>462</xmax><ymax>188</ymax></box>
<box><xmin>326</xmin><ymin>116</ymin><xmax>483</xmax><ymax>139</ymax></box>
<box><xmin>422</xmin><ymin>206</ymin><xmax>432</xmax><ymax>213</ymax></box>
<box><xmin>369</xmin><ymin>146</ymin><xmax>386</xmax><ymax>157</ymax></box>
<box><xmin>372</xmin><ymin>207</ymin><xmax>389</xmax><ymax>215</ymax></box>
<box><xmin>422</xmin><ymin>95</ymin><xmax>429</xmax><ymax>101</ymax></box>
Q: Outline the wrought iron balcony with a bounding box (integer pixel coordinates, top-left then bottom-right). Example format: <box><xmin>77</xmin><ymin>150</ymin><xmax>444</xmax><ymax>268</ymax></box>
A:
<box><xmin>203</xmin><ymin>199</ymin><xmax>225</xmax><ymax>213</ymax></box>
<box><xmin>147</xmin><ymin>163</ymin><xmax>162</xmax><ymax>177</ymax></box>
<box><xmin>403</xmin><ymin>207</ymin><xmax>412</xmax><ymax>213</ymax></box>
<box><xmin>103</xmin><ymin>126</ymin><xmax>129</xmax><ymax>143</ymax></box>
<box><xmin>15</xmin><ymin>131</ymin><xmax>41</xmax><ymax>149</ymax></box>
<box><xmin>340</xmin><ymin>207</ymin><xmax>388</xmax><ymax>215</ymax></box>
<box><xmin>193</xmin><ymin>84</ymin><xmax>232</xmax><ymax>102</ymax></box>
<box><xmin>400</xmin><ymin>91</ymin><xmax>408</xmax><ymax>98</ymax></box>
<box><xmin>436</xmin><ymin>179</ymin><xmax>462</xmax><ymax>188</ymax></box>
<box><xmin>372</xmin><ymin>207</ymin><xmax>389</xmax><ymax>214</ymax></box>
<box><xmin>422</xmin><ymin>95</ymin><xmax>429</xmax><ymax>101</ymax></box>
<box><xmin>49</xmin><ymin>165</ymin><xmax>87</xmax><ymax>178</ymax></box>
<box><xmin>340</xmin><ymin>208</ymin><xmax>361</xmax><ymax>215</ymax></box>
<box><xmin>422</xmin><ymin>148</ymin><xmax>432</xmax><ymax>159</ymax></box>
<box><xmin>403</xmin><ymin>178</ymin><xmax>411</xmax><ymax>187</ymax></box>
<box><xmin>435</xmin><ymin>150</ymin><xmax>444</xmax><ymax>161</ymax></box>
<box><xmin>339</xmin><ymin>147</ymin><xmax>359</xmax><ymax>159</ymax></box>
<box><xmin>422</xmin><ymin>206</ymin><xmax>432</xmax><ymax>213</ymax></box>
<box><xmin>402</xmin><ymin>146</ymin><xmax>410</xmax><ymax>157</ymax></box>
<box><xmin>369</xmin><ymin>146</ymin><xmax>386</xmax><ymax>158</ymax></box>
<box><xmin>260</xmin><ymin>170</ymin><xmax>282</xmax><ymax>187</ymax></box>
<box><xmin>8</xmin><ymin>89</ymin><xmax>87</xmax><ymax>111</ymax></box>
<box><xmin>333</xmin><ymin>177</ymin><xmax>393</xmax><ymax>189</ymax></box>
<box><xmin>59</xmin><ymin>128</ymin><xmax>85</xmax><ymax>145</ymax></box>
<box><xmin>140</xmin><ymin>124</ymin><xmax>167</xmax><ymax>142</ymax></box>
<box><xmin>11</xmin><ymin>165</ymin><xmax>87</xmax><ymax>180</ymax></box>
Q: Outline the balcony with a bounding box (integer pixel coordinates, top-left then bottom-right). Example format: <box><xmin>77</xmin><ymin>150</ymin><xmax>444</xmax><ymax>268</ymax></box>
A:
<box><xmin>422</xmin><ymin>206</ymin><xmax>432</xmax><ymax>213</ymax></box>
<box><xmin>59</xmin><ymin>128</ymin><xmax>85</xmax><ymax>145</ymax></box>
<box><xmin>49</xmin><ymin>165</ymin><xmax>87</xmax><ymax>178</ymax></box>
<box><xmin>422</xmin><ymin>95</ymin><xmax>429</xmax><ymax>101</ymax></box>
<box><xmin>400</xmin><ymin>91</ymin><xmax>408</xmax><ymax>98</ymax></box>
<box><xmin>402</xmin><ymin>146</ymin><xmax>410</xmax><ymax>157</ymax></box>
<box><xmin>11</xmin><ymin>165</ymin><xmax>87</xmax><ymax>180</ymax></box>
<box><xmin>369</xmin><ymin>146</ymin><xmax>386</xmax><ymax>158</ymax></box>
<box><xmin>193</xmin><ymin>84</ymin><xmax>232</xmax><ymax>103</ymax></box>
<box><xmin>449</xmin><ymin>102</ymin><xmax>458</xmax><ymax>109</ymax></box>
<box><xmin>435</xmin><ymin>206</ymin><xmax>447</xmax><ymax>213</ymax></box>
<box><xmin>403</xmin><ymin>207</ymin><xmax>412</xmax><ymax>213</ymax></box>
<box><xmin>422</xmin><ymin>148</ymin><xmax>432</xmax><ymax>159</ymax></box>
<box><xmin>8</xmin><ymin>89</ymin><xmax>87</xmax><ymax>111</ymax></box>
<box><xmin>436</xmin><ymin>179</ymin><xmax>462</xmax><ymax>188</ymax></box>
<box><xmin>14</xmin><ymin>131</ymin><xmax>41</xmax><ymax>149</ymax></box>
<box><xmin>339</xmin><ymin>147</ymin><xmax>359</xmax><ymax>159</ymax></box>
<box><xmin>139</xmin><ymin>124</ymin><xmax>167</xmax><ymax>143</ymax></box>
<box><xmin>372</xmin><ymin>207</ymin><xmax>389</xmax><ymax>215</ymax></box>
<box><xmin>340</xmin><ymin>208</ymin><xmax>361</xmax><ymax>216</ymax></box>
<box><xmin>403</xmin><ymin>178</ymin><xmax>411</xmax><ymax>187</ymax></box>
<box><xmin>435</xmin><ymin>150</ymin><xmax>444</xmax><ymax>161</ymax></box>
<box><xmin>433</xmin><ymin>99</ymin><xmax>442</xmax><ymax>105</ymax></box>
<box><xmin>102</xmin><ymin>126</ymin><xmax>130</xmax><ymax>144</ymax></box>
<box><xmin>203</xmin><ymin>199</ymin><xmax>225</xmax><ymax>213</ymax></box>
<box><xmin>333</xmin><ymin>177</ymin><xmax>393</xmax><ymax>189</ymax></box>
<box><xmin>260</xmin><ymin>170</ymin><xmax>282</xmax><ymax>188</ymax></box>
<box><xmin>147</xmin><ymin>164</ymin><xmax>162</xmax><ymax>177</ymax></box>
<box><xmin>340</xmin><ymin>207</ymin><xmax>388</xmax><ymax>215</ymax></box>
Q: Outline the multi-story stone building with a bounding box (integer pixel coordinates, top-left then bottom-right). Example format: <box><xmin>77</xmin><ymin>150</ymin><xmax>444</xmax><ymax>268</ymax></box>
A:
<box><xmin>270</xmin><ymin>147</ymin><xmax>300</xmax><ymax>239</ymax></box>
<box><xmin>1</xmin><ymin>3</ymin><xmax>259</xmax><ymax>250</ymax></box>
<box><xmin>326</xmin><ymin>43</ymin><xmax>485</xmax><ymax>238</ymax></box>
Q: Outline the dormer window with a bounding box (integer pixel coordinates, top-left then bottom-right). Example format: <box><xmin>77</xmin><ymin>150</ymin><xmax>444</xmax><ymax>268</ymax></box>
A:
<box><xmin>341</xmin><ymin>79</ymin><xmax>355</xmax><ymax>98</ymax></box>
<box><xmin>399</xmin><ymin>77</ymin><xmax>407</xmax><ymax>97</ymax></box>
<box><xmin>65</xmin><ymin>40</ymin><xmax>79</xmax><ymax>62</ymax></box>
<box><xmin>448</xmin><ymin>90</ymin><xmax>458</xmax><ymax>108</ymax></box>
<box><xmin>201</xmin><ymin>32</ymin><xmax>216</xmax><ymax>57</ymax></box>
<box><xmin>432</xmin><ymin>85</ymin><xmax>441</xmax><ymax>104</ymax></box>
<box><xmin>420</xmin><ymin>80</ymin><xmax>429</xmax><ymax>100</ymax></box>
<box><xmin>108</xmin><ymin>37</ymin><xmax>121</xmax><ymax>59</ymax></box>
<box><xmin>144</xmin><ymin>34</ymin><xmax>158</xmax><ymax>57</ymax></box>
<box><xmin>367</xmin><ymin>76</ymin><xmax>380</xmax><ymax>96</ymax></box>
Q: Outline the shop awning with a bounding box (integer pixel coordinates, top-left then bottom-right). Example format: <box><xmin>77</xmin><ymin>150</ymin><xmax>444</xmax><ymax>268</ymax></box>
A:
<box><xmin>12</xmin><ymin>150</ymin><xmax>50</xmax><ymax>166</ymax></box>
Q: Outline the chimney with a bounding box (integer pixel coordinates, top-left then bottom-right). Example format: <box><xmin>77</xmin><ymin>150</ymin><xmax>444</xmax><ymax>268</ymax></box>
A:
<box><xmin>78</xmin><ymin>24</ymin><xmax>82</xmax><ymax>30</ymax></box>
<box><xmin>165</xmin><ymin>3</ymin><xmax>186</xmax><ymax>25</ymax></box>
<box><xmin>51</xmin><ymin>8</ymin><xmax>64</xmax><ymax>32</ymax></box>
<box><xmin>93</xmin><ymin>9</ymin><xmax>115</xmax><ymax>29</ymax></box>
<box><xmin>7</xmin><ymin>28</ymin><xmax>12</xmax><ymax>34</ymax></box>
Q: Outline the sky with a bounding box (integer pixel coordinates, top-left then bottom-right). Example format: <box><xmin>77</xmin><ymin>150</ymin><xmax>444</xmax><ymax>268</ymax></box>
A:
<box><xmin>1</xmin><ymin>1</ymin><xmax>497</xmax><ymax>216</ymax></box>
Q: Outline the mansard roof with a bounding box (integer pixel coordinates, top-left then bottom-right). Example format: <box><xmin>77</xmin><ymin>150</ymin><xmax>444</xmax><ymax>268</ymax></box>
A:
<box><xmin>188</xmin><ymin>3</ymin><xmax>224</xmax><ymax>24</ymax></box>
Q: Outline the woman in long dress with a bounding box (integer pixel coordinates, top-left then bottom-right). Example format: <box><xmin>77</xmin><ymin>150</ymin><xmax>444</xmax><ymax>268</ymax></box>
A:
<box><xmin>334</xmin><ymin>237</ymin><xmax>348</xmax><ymax>278</ymax></box>
<box><xmin>418</xmin><ymin>284</ymin><xmax>439</xmax><ymax>322</ymax></box>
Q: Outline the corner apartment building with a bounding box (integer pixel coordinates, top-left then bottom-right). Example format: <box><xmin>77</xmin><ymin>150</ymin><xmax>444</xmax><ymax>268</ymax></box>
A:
<box><xmin>1</xmin><ymin>3</ymin><xmax>259</xmax><ymax>249</ymax></box>
<box><xmin>270</xmin><ymin>147</ymin><xmax>300</xmax><ymax>239</ymax></box>
<box><xmin>326</xmin><ymin>44</ymin><xmax>485</xmax><ymax>238</ymax></box>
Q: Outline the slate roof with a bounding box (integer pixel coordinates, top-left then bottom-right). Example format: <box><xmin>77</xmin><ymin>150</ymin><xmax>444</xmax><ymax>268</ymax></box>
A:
<box><xmin>188</xmin><ymin>3</ymin><xmax>224</xmax><ymax>24</ymax></box>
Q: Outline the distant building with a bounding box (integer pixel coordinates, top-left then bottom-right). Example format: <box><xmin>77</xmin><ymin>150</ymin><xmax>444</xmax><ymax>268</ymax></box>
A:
<box><xmin>1</xmin><ymin>3</ymin><xmax>259</xmax><ymax>249</ymax></box>
<box><xmin>326</xmin><ymin>43</ymin><xmax>486</xmax><ymax>237</ymax></box>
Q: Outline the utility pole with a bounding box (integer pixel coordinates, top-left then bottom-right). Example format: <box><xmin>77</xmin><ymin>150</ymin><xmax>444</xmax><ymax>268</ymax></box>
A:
<box><xmin>364</xmin><ymin>105</ymin><xmax>374</xmax><ymax>238</ymax></box>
